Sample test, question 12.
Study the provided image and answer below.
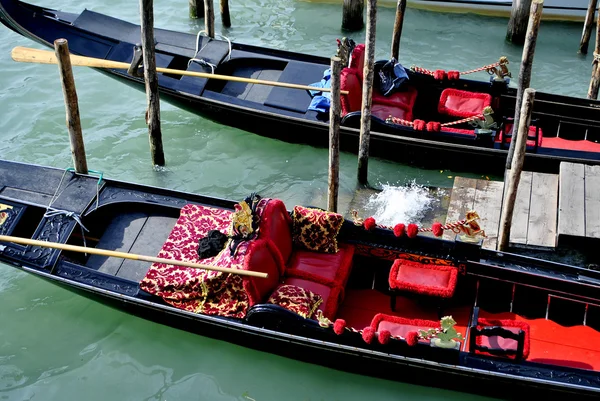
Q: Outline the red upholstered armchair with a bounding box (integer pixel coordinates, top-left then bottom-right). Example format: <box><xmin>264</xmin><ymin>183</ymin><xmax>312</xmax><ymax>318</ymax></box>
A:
<box><xmin>469</xmin><ymin>307</ymin><xmax>530</xmax><ymax>361</ymax></box>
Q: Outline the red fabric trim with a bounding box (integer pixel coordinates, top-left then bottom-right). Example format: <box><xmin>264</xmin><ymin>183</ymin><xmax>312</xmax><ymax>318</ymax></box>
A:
<box><xmin>541</xmin><ymin>137</ymin><xmax>600</xmax><ymax>152</ymax></box>
<box><xmin>389</xmin><ymin>259</ymin><xmax>458</xmax><ymax>298</ymax></box>
<box><xmin>438</xmin><ymin>89</ymin><xmax>492</xmax><ymax>118</ymax></box>
<box><xmin>475</xmin><ymin>318</ymin><xmax>531</xmax><ymax>360</ymax></box>
<box><xmin>441</xmin><ymin>127</ymin><xmax>476</xmax><ymax>136</ymax></box>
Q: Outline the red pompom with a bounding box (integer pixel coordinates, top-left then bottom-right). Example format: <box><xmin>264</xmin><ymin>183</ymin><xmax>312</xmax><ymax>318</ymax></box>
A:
<box><xmin>333</xmin><ymin>319</ymin><xmax>346</xmax><ymax>335</ymax></box>
<box><xmin>406</xmin><ymin>331</ymin><xmax>419</xmax><ymax>346</ymax></box>
<box><xmin>378</xmin><ymin>329</ymin><xmax>392</xmax><ymax>345</ymax></box>
<box><xmin>362</xmin><ymin>327</ymin><xmax>375</xmax><ymax>344</ymax></box>
<box><xmin>407</xmin><ymin>223</ymin><xmax>419</xmax><ymax>238</ymax></box>
<box><xmin>364</xmin><ymin>217</ymin><xmax>377</xmax><ymax>231</ymax></box>
<box><xmin>413</xmin><ymin>119</ymin><xmax>426</xmax><ymax>131</ymax></box>
<box><xmin>426</xmin><ymin>121</ymin><xmax>441</xmax><ymax>132</ymax></box>
<box><xmin>434</xmin><ymin>69</ymin><xmax>447</xmax><ymax>80</ymax></box>
<box><xmin>432</xmin><ymin>222</ymin><xmax>444</xmax><ymax>237</ymax></box>
<box><xmin>448</xmin><ymin>70</ymin><xmax>460</xmax><ymax>80</ymax></box>
<box><xmin>393</xmin><ymin>223</ymin><xmax>405</xmax><ymax>237</ymax></box>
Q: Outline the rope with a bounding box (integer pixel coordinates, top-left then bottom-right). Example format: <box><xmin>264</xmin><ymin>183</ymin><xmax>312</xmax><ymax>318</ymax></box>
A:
<box><xmin>386</xmin><ymin>114</ymin><xmax>484</xmax><ymax>129</ymax></box>
<box><xmin>411</xmin><ymin>57</ymin><xmax>509</xmax><ymax>80</ymax></box>
<box><xmin>441</xmin><ymin>114</ymin><xmax>483</xmax><ymax>127</ymax></box>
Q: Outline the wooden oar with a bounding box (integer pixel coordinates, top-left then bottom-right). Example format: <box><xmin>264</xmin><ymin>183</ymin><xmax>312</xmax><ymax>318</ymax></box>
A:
<box><xmin>0</xmin><ymin>234</ymin><xmax>267</xmax><ymax>278</ymax></box>
<box><xmin>11</xmin><ymin>46</ymin><xmax>348</xmax><ymax>95</ymax></box>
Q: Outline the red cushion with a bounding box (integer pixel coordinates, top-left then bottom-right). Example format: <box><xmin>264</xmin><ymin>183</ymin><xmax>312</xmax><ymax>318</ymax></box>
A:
<box><xmin>370</xmin><ymin>313</ymin><xmax>439</xmax><ymax>340</ymax></box>
<box><xmin>541</xmin><ymin>137</ymin><xmax>600</xmax><ymax>152</ymax></box>
<box><xmin>242</xmin><ymin>239</ymin><xmax>283</xmax><ymax>305</ymax></box>
<box><xmin>373</xmin><ymin>86</ymin><xmax>418</xmax><ymax>112</ymax></box>
<box><xmin>282</xmin><ymin>277</ymin><xmax>342</xmax><ymax>320</ymax></box>
<box><xmin>389</xmin><ymin>259</ymin><xmax>458</xmax><ymax>298</ymax></box>
<box><xmin>371</xmin><ymin>103</ymin><xmax>412</xmax><ymax>121</ymax></box>
<box><xmin>349</xmin><ymin>44</ymin><xmax>365</xmax><ymax>81</ymax></box>
<box><xmin>340</xmin><ymin>68</ymin><xmax>363</xmax><ymax>115</ymax></box>
<box><xmin>438</xmin><ymin>89</ymin><xmax>492</xmax><ymax>118</ymax></box>
<box><xmin>286</xmin><ymin>242</ymin><xmax>355</xmax><ymax>288</ymax></box>
<box><xmin>259</xmin><ymin>199</ymin><xmax>292</xmax><ymax>269</ymax></box>
<box><xmin>497</xmin><ymin>124</ymin><xmax>543</xmax><ymax>147</ymax></box>
<box><xmin>475</xmin><ymin>318</ymin><xmax>530</xmax><ymax>359</ymax></box>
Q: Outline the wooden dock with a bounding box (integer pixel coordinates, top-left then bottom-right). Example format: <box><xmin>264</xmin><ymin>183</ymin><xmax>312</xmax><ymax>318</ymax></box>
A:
<box><xmin>446</xmin><ymin>162</ymin><xmax>600</xmax><ymax>250</ymax></box>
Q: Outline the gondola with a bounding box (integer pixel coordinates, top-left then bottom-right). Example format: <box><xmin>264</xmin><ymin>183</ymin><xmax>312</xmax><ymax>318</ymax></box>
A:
<box><xmin>0</xmin><ymin>158</ymin><xmax>599</xmax><ymax>398</ymax></box>
<box><xmin>407</xmin><ymin>0</ymin><xmax>592</xmax><ymax>21</ymax></box>
<box><xmin>2</xmin><ymin>0</ymin><xmax>600</xmax><ymax>174</ymax></box>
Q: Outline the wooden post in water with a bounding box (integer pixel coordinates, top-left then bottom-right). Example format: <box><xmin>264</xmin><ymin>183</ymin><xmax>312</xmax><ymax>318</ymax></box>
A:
<box><xmin>342</xmin><ymin>0</ymin><xmax>364</xmax><ymax>31</ymax></box>
<box><xmin>140</xmin><ymin>0</ymin><xmax>165</xmax><ymax>166</ymax></box>
<box><xmin>357</xmin><ymin>0</ymin><xmax>376</xmax><ymax>185</ymax></box>
<box><xmin>221</xmin><ymin>0</ymin><xmax>231</xmax><ymax>28</ymax></box>
<box><xmin>205</xmin><ymin>0</ymin><xmax>215</xmax><ymax>38</ymax></box>
<box><xmin>506</xmin><ymin>0</ymin><xmax>543</xmax><ymax>169</ymax></box>
<box><xmin>506</xmin><ymin>0</ymin><xmax>533</xmax><ymax>44</ymax></box>
<box><xmin>498</xmin><ymin>88</ymin><xmax>536</xmax><ymax>252</ymax></box>
<box><xmin>189</xmin><ymin>0</ymin><xmax>204</xmax><ymax>19</ymax></box>
<box><xmin>328</xmin><ymin>57</ymin><xmax>342</xmax><ymax>213</ymax></box>
<box><xmin>391</xmin><ymin>0</ymin><xmax>407</xmax><ymax>61</ymax></box>
<box><xmin>54</xmin><ymin>39</ymin><xmax>88</xmax><ymax>175</ymax></box>
<box><xmin>580</xmin><ymin>0</ymin><xmax>598</xmax><ymax>54</ymax></box>
<box><xmin>589</xmin><ymin>10</ymin><xmax>600</xmax><ymax>99</ymax></box>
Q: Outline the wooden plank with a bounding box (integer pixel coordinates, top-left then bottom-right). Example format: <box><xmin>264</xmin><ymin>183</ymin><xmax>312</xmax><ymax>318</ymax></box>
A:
<box><xmin>90</xmin><ymin>212</ymin><xmax>148</xmax><ymax>274</ymax></box>
<box><xmin>473</xmin><ymin>179</ymin><xmax>504</xmax><ymax>250</ymax></box>
<box><xmin>558</xmin><ymin>163</ymin><xmax>586</xmax><ymax>238</ymax></box>
<box><xmin>444</xmin><ymin>177</ymin><xmax>477</xmax><ymax>242</ymax></box>
<box><xmin>117</xmin><ymin>215</ymin><xmax>178</xmax><ymax>282</ymax></box>
<box><xmin>585</xmin><ymin>165</ymin><xmax>600</xmax><ymax>239</ymax></box>
<box><xmin>509</xmin><ymin>171</ymin><xmax>532</xmax><ymax>245</ymax></box>
<box><xmin>527</xmin><ymin>173</ymin><xmax>558</xmax><ymax>248</ymax></box>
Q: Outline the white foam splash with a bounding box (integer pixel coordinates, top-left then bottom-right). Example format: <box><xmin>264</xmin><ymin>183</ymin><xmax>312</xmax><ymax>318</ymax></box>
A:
<box><xmin>365</xmin><ymin>182</ymin><xmax>436</xmax><ymax>226</ymax></box>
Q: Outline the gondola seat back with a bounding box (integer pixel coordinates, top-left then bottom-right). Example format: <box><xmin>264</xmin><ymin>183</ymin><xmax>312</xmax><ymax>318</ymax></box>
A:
<box><xmin>241</xmin><ymin>239</ymin><xmax>284</xmax><ymax>306</ymax></box>
<box><xmin>256</xmin><ymin>199</ymin><xmax>355</xmax><ymax>319</ymax></box>
<box><xmin>340</xmin><ymin>44</ymin><xmax>417</xmax><ymax>121</ymax></box>
<box><xmin>469</xmin><ymin>307</ymin><xmax>530</xmax><ymax>360</ymax></box>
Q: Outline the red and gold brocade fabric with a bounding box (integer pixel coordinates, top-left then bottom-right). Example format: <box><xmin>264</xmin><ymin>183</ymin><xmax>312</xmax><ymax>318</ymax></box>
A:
<box><xmin>139</xmin><ymin>200</ymin><xmax>270</xmax><ymax>318</ymax></box>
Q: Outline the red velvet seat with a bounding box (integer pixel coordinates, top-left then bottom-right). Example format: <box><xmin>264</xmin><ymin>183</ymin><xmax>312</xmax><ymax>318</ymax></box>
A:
<box><xmin>469</xmin><ymin>308</ymin><xmax>531</xmax><ymax>360</ymax></box>
<box><xmin>541</xmin><ymin>136</ymin><xmax>600</xmax><ymax>152</ymax></box>
<box><xmin>286</xmin><ymin>242</ymin><xmax>355</xmax><ymax>288</ymax></box>
<box><xmin>282</xmin><ymin>277</ymin><xmax>343</xmax><ymax>320</ymax></box>
<box><xmin>340</xmin><ymin>44</ymin><xmax>418</xmax><ymax>121</ymax></box>
<box><xmin>370</xmin><ymin>313</ymin><xmax>439</xmax><ymax>342</ymax></box>
<box><xmin>438</xmin><ymin>88</ymin><xmax>492</xmax><ymax>118</ymax></box>
<box><xmin>389</xmin><ymin>259</ymin><xmax>458</xmax><ymax>312</ymax></box>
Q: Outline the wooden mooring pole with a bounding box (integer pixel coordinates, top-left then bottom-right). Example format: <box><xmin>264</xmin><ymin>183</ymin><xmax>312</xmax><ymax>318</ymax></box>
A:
<box><xmin>506</xmin><ymin>0</ymin><xmax>533</xmax><ymax>44</ymax></box>
<box><xmin>580</xmin><ymin>0</ymin><xmax>598</xmax><ymax>54</ymax></box>
<box><xmin>189</xmin><ymin>0</ymin><xmax>204</xmax><ymax>19</ymax></box>
<box><xmin>140</xmin><ymin>0</ymin><xmax>165</xmax><ymax>166</ymax></box>
<box><xmin>205</xmin><ymin>0</ymin><xmax>215</xmax><ymax>38</ymax></box>
<box><xmin>498</xmin><ymin>88</ymin><xmax>536</xmax><ymax>251</ymax></box>
<box><xmin>54</xmin><ymin>39</ymin><xmax>88</xmax><ymax>174</ymax></box>
<box><xmin>357</xmin><ymin>0</ymin><xmax>376</xmax><ymax>185</ymax></box>
<box><xmin>589</xmin><ymin>9</ymin><xmax>600</xmax><ymax>99</ymax></box>
<box><xmin>221</xmin><ymin>0</ymin><xmax>231</xmax><ymax>28</ymax></box>
<box><xmin>342</xmin><ymin>0</ymin><xmax>364</xmax><ymax>31</ymax></box>
<box><xmin>391</xmin><ymin>0</ymin><xmax>407</xmax><ymax>61</ymax></box>
<box><xmin>328</xmin><ymin>57</ymin><xmax>342</xmax><ymax>213</ymax></box>
<box><xmin>506</xmin><ymin>0</ymin><xmax>543</xmax><ymax>169</ymax></box>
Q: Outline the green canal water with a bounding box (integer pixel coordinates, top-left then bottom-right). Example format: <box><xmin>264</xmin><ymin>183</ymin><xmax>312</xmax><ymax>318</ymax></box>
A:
<box><xmin>0</xmin><ymin>1</ymin><xmax>595</xmax><ymax>399</ymax></box>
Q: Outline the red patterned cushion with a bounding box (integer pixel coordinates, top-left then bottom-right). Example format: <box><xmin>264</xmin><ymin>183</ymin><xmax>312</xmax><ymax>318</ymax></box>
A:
<box><xmin>267</xmin><ymin>284</ymin><xmax>323</xmax><ymax>318</ymax></box>
<box><xmin>292</xmin><ymin>205</ymin><xmax>344</xmax><ymax>253</ymax></box>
